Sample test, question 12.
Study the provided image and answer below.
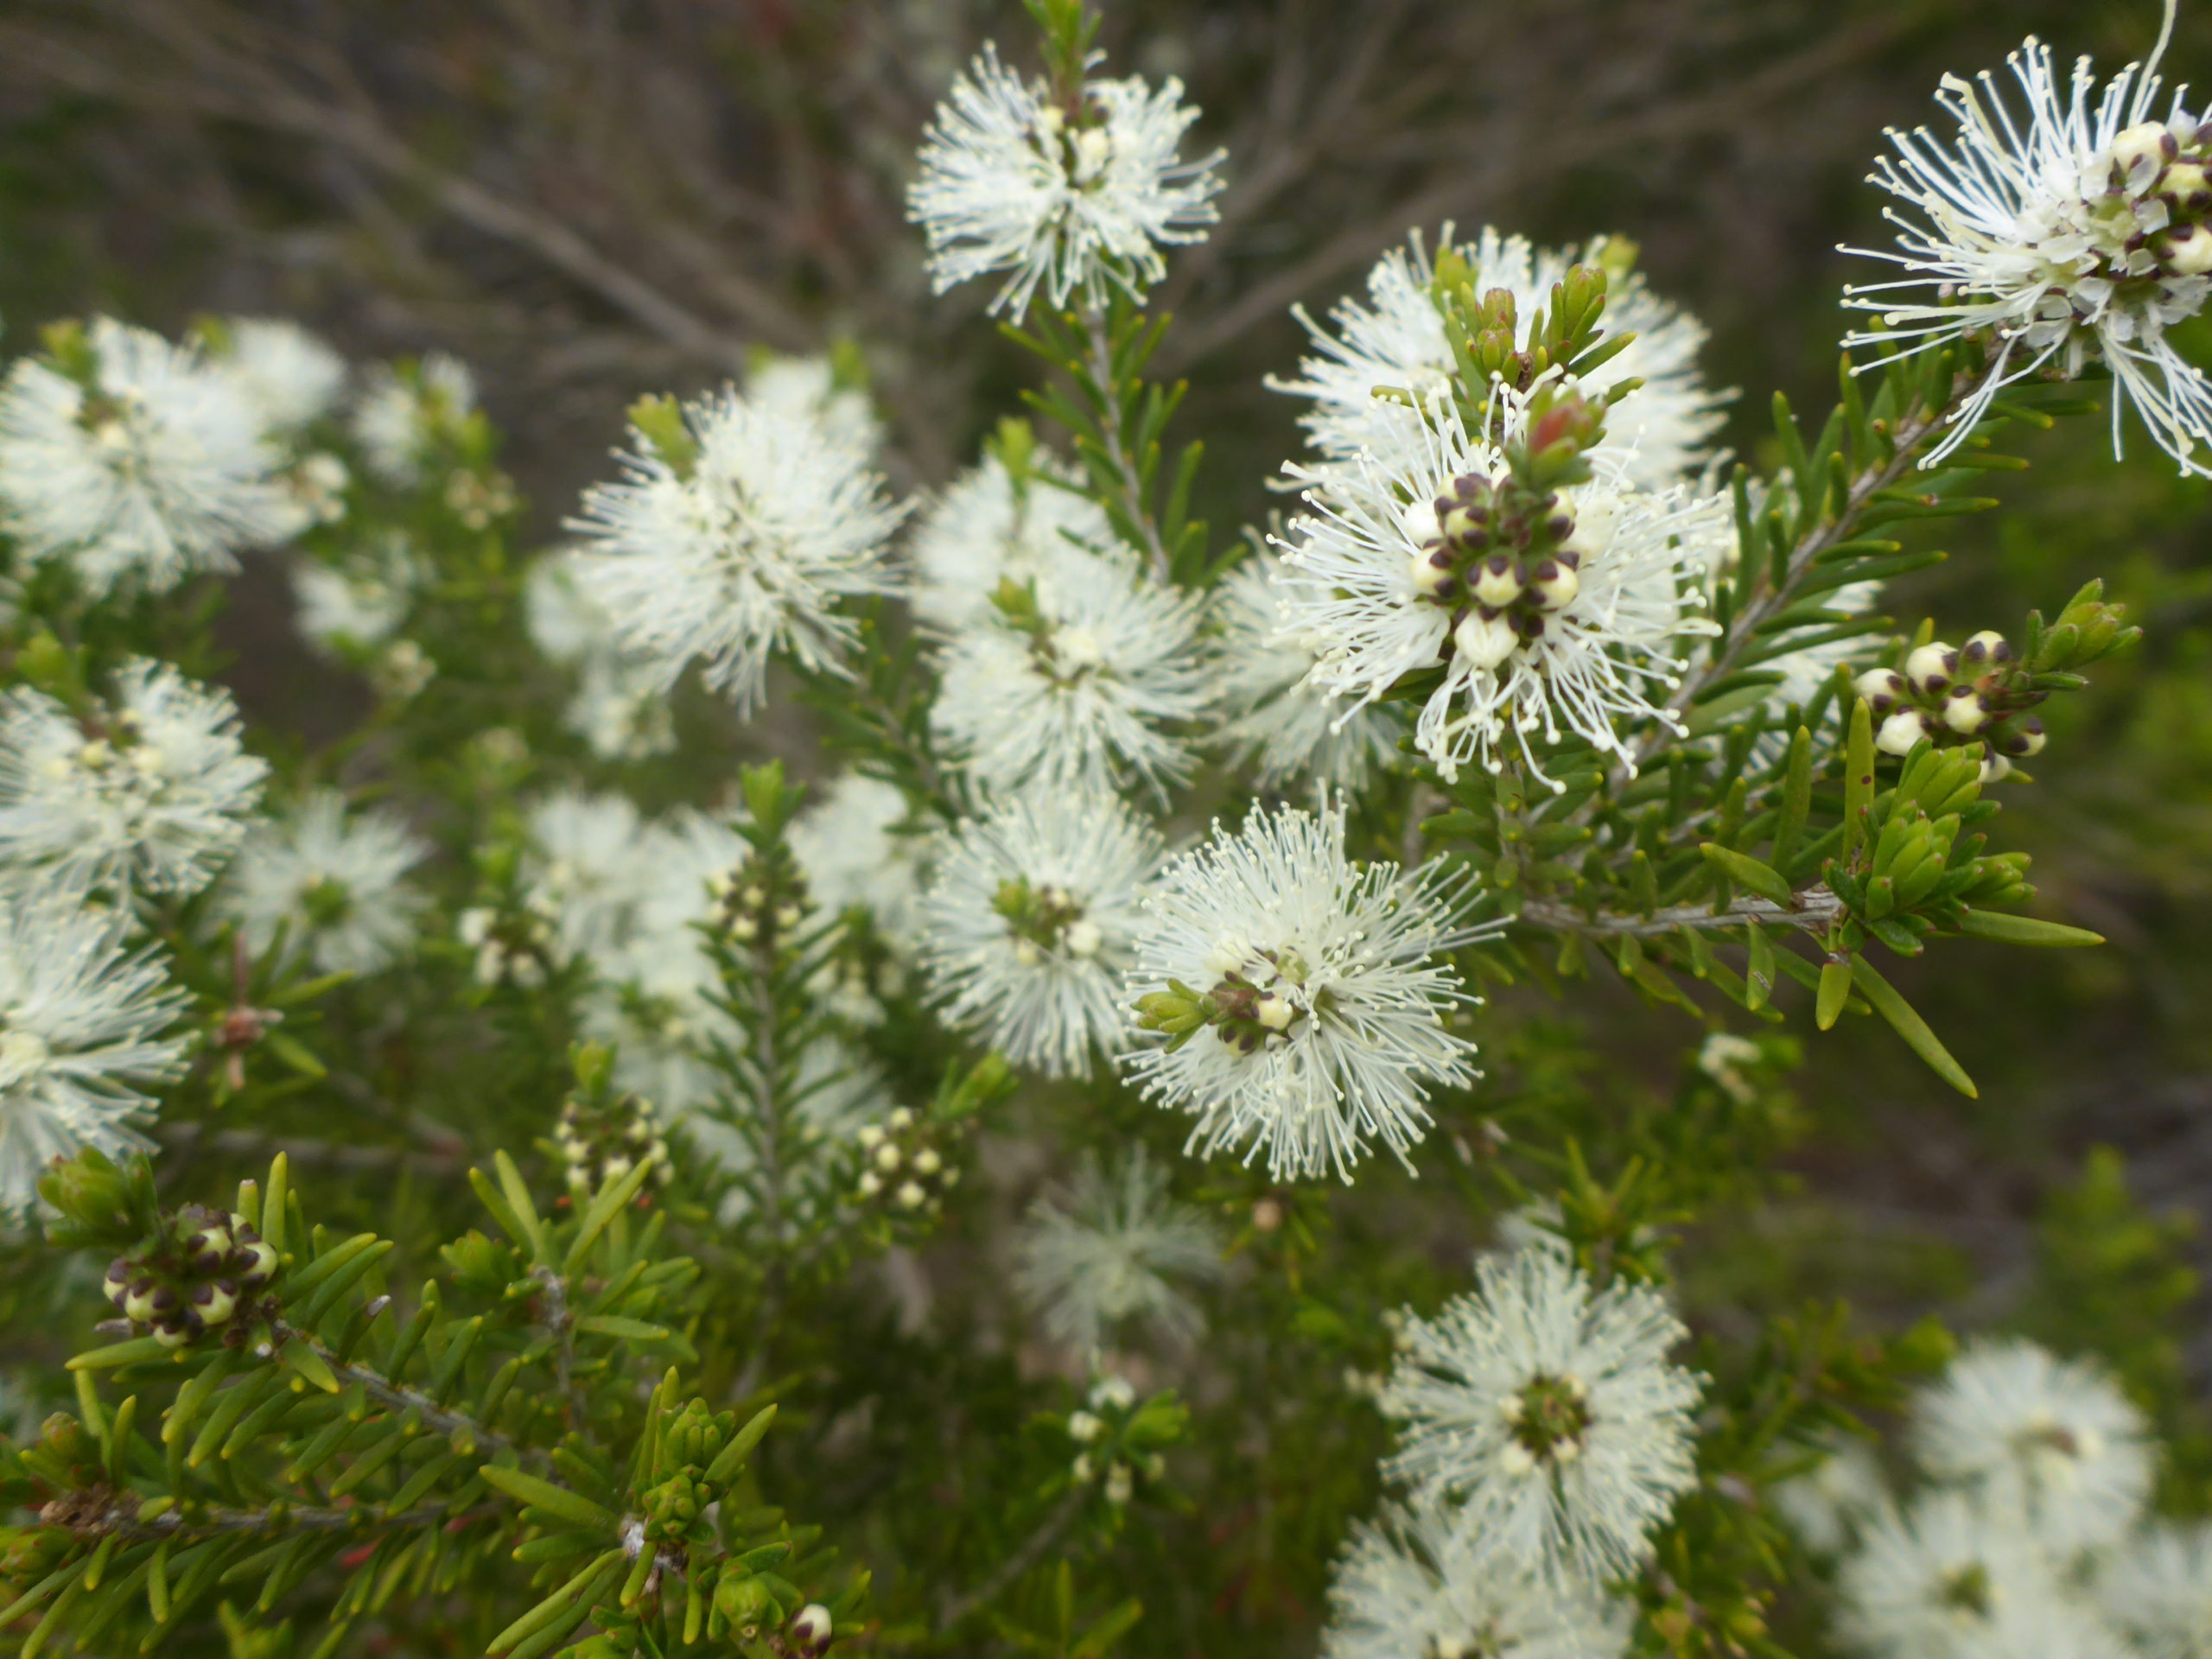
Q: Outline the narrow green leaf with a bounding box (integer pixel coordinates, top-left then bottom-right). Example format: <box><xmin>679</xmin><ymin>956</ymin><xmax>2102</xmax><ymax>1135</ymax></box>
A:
<box><xmin>703</xmin><ymin>1403</ymin><xmax>779</xmax><ymax>1487</ymax></box>
<box><xmin>1816</xmin><ymin>958</ymin><xmax>1853</xmax><ymax>1031</ymax></box>
<box><xmin>1955</xmin><ymin>910</ymin><xmax>2106</xmax><ymax>948</ymax></box>
<box><xmin>479</xmin><ymin>1465</ymin><xmax>620</xmax><ymax>1533</ymax></box>
<box><xmin>562</xmin><ymin>1155</ymin><xmax>658</xmax><ymax>1276</ymax></box>
<box><xmin>1699</xmin><ymin>844</ymin><xmax>1794</xmax><ymax>907</ymax></box>
<box><xmin>1843</xmin><ymin>700</ymin><xmax>1874</xmax><ymax>861</ymax></box>
<box><xmin>1851</xmin><ymin>957</ymin><xmax>1978</xmax><ymax>1096</ymax></box>
<box><xmin>493</xmin><ymin>1151</ymin><xmax>548</xmax><ymax>1264</ymax></box>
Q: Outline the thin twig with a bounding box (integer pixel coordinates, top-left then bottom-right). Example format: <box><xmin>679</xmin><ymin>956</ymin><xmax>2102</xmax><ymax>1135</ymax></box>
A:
<box><xmin>936</xmin><ymin>1490</ymin><xmax>1087</xmax><ymax>1631</ymax></box>
<box><xmin>1518</xmin><ymin>886</ymin><xmax>1842</xmax><ymax>940</ymax></box>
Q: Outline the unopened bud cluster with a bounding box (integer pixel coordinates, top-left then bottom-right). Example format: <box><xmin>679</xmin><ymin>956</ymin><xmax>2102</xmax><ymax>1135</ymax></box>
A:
<box><xmin>556</xmin><ymin>1089</ymin><xmax>669</xmax><ymax>1198</ymax></box>
<box><xmin>1135</xmin><ymin>951</ymin><xmax>1313</xmax><ymax>1060</ymax></box>
<box><xmin>100</xmin><ymin>1202</ymin><xmax>278</xmax><ymax>1350</ymax></box>
<box><xmin>853</xmin><ymin>1107</ymin><xmax>963</xmax><ymax>1216</ymax></box>
<box><xmin>1064</xmin><ymin>1374</ymin><xmax>1185</xmax><ymax>1508</ymax></box>
<box><xmin>1402</xmin><ymin>464</ymin><xmax>1592</xmax><ymax>673</ymax></box>
<box><xmin>1857</xmin><ymin>631</ymin><xmax>2045</xmax><ymax>780</ymax></box>
<box><xmin>709</xmin><ymin>852</ymin><xmax>810</xmax><ymax>950</ymax></box>
<box><xmin>2103</xmin><ymin>118</ymin><xmax>2212</xmax><ymax>280</ymax></box>
<box><xmin>458</xmin><ymin>902</ymin><xmax>554</xmax><ymax>988</ymax></box>
<box><xmin>993</xmin><ymin>874</ymin><xmax>1103</xmax><ymax>966</ymax></box>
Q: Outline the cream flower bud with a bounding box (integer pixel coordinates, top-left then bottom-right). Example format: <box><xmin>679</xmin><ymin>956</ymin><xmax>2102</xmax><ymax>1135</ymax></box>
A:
<box><xmin>2113</xmin><ymin>120</ymin><xmax>2178</xmax><ymax>182</ymax></box>
<box><xmin>1878</xmin><ymin>708</ymin><xmax>1933</xmax><ymax>756</ymax></box>
<box><xmin>1499</xmin><ymin>1440</ymin><xmax>1537</xmax><ymax>1476</ymax></box>
<box><xmin>888</xmin><ymin>1107</ymin><xmax>915</xmax><ymax>1130</ymax></box>
<box><xmin>1454</xmin><ymin>609</ymin><xmax>1520</xmax><ymax>671</ymax></box>
<box><xmin>1904</xmin><ymin>641</ymin><xmax>1957</xmax><ymax>695</ymax></box>
<box><xmin>912</xmin><ymin>1146</ymin><xmax>944</xmax><ymax>1176</ymax></box>
<box><xmin>2166</xmin><ymin>222</ymin><xmax>2212</xmax><ymax>275</ymax></box>
<box><xmin>1407</xmin><ymin>547</ymin><xmax>1455</xmax><ymax>596</ymax></box>
<box><xmin>1067</xmin><ymin>1409</ymin><xmax>1105</xmax><ymax>1444</ymax></box>
<box><xmin>2159</xmin><ymin>158</ymin><xmax>2212</xmax><ymax>207</ymax></box>
<box><xmin>1105</xmin><ymin>1463</ymin><xmax>1134</xmax><ymax>1504</ymax></box>
<box><xmin>1469</xmin><ymin>556</ymin><xmax>1523</xmax><ymax>610</ymax></box>
<box><xmin>1399</xmin><ymin>497</ymin><xmax>1442</xmax><ymax>547</ymax></box>
<box><xmin>791</xmin><ymin>1605</ymin><xmax>835</xmax><ymax>1655</ymax></box>
<box><xmin>1255</xmin><ymin>990</ymin><xmax>1295</xmax><ymax>1032</ymax></box>
<box><xmin>858</xmin><ymin>1170</ymin><xmax>882</xmax><ymax>1198</ymax></box>
<box><xmin>1064</xmin><ymin>918</ymin><xmax>1103</xmax><ymax>957</ymax></box>
<box><xmin>1012</xmin><ymin>938</ymin><xmax>1044</xmax><ymax>968</ymax></box>
<box><xmin>1980</xmin><ymin>752</ymin><xmax>2014</xmax><ymax>784</ymax></box>
<box><xmin>1855</xmin><ymin>667</ymin><xmax>1908</xmax><ymax>710</ymax></box>
<box><xmin>1090</xmin><ymin>1375</ymin><xmax>1136</xmax><ymax>1410</ymax></box>
<box><xmin>1942</xmin><ymin>688</ymin><xmax>1992</xmax><ymax>734</ymax></box>
<box><xmin>874</xmin><ymin>1142</ymin><xmax>904</xmax><ymax>1173</ymax></box>
<box><xmin>1527</xmin><ymin>558</ymin><xmax>1580</xmax><ymax>612</ymax></box>
<box><xmin>1960</xmin><ymin>629</ymin><xmax>2011</xmax><ymax>667</ymax></box>
<box><xmin>897</xmin><ymin>1179</ymin><xmax>927</xmax><ymax>1209</ymax></box>
<box><xmin>1071</xmin><ymin>127</ymin><xmax>1114</xmax><ymax>185</ymax></box>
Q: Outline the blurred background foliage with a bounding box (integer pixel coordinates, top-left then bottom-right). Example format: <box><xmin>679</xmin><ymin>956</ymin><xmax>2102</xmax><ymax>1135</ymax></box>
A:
<box><xmin>2</xmin><ymin>0</ymin><xmax>2210</xmax><ymax>1643</ymax></box>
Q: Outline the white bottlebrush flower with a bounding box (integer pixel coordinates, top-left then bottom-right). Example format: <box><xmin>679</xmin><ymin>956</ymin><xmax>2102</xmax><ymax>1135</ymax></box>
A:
<box><xmin>0</xmin><ymin>660</ymin><xmax>267</xmax><ymax>899</ymax></box>
<box><xmin>352</xmin><ymin>353</ymin><xmax>477</xmax><ymax>486</ymax></box>
<box><xmin>1847</xmin><ymin>34</ymin><xmax>2212</xmax><ymax>475</ymax></box>
<box><xmin>1772</xmin><ymin>1431</ymin><xmax>1891</xmax><ymax>1557</ymax></box>
<box><xmin>745</xmin><ymin>353</ymin><xmax>882</xmax><ymax>459</ymax></box>
<box><xmin>931</xmin><ymin>541</ymin><xmax>1206</xmax><ymax>797</ymax></box>
<box><xmin>215</xmin><ymin>318</ymin><xmax>348</xmax><ymax>435</ymax></box>
<box><xmin>1274</xmin><ymin>225</ymin><xmax>1728</xmax><ymax>488</ymax></box>
<box><xmin>0</xmin><ymin>893</ymin><xmax>188</xmax><ymax>1217</ymax></box>
<box><xmin>1276</xmin><ymin>398</ymin><xmax>1725</xmax><ymax>785</ymax></box>
<box><xmin>907</xmin><ymin>43</ymin><xmax>1224</xmax><ymax>320</ymax></box>
<box><xmin>1210</xmin><ymin>552</ymin><xmax>1404</xmax><ymax>789</ymax></box>
<box><xmin>293</xmin><ymin>531</ymin><xmax>429</xmax><ymax>656</ymax></box>
<box><xmin>1014</xmin><ymin>1147</ymin><xmax>1225</xmax><ymax>1352</ymax></box>
<box><xmin>789</xmin><ymin>772</ymin><xmax>931</xmax><ymax>950</ymax></box>
<box><xmin>221</xmin><ymin>792</ymin><xmax>429</xmax><ymax>976</ymax></box>
<box><xmin>1909</xmin><ymin>1337</ymin><xmax>2152</xmax><ymax>1554</ymax></box>
<box><xmin>1837</xmin><ymin>1490</ymin><xmax>2111</xmax><ymax>1659</ymax></box>
<box><xmin>1381</xmin><ymin>1247</ymin><xmax>1702</xmax><ymax>1589</ymax></box>
<box><xmin>1121</xmin><ymin>796</ymin><xmax>1482</xmax><ymax>1183</ymax></box>
<box><xmin>909</xmin><ymin>448</ymin><xmax>1115</xmax><ymax>628</ymax></box>
<box><xmin>0</xmin><ymin>318</ymin><xmax>288</xmax><ymax>596</ymax></box>
<box><xmin>920</xmin><ymin>785</ymin><xmax>1161</xmax><ymax>1078</ymax></box>
<box><xmin>2101</xmin><ymin>1522</ymin><xmax>2212</xmax><ymax>1659</ymax></box>
<box><xmin>569</xmin><ymin>387</ymin><xmax>908</xmax><ymax>715</ymax></box>
<box><xmin>1322</xmin><ymin>1496</ymin><xmax>1632</xmax><ymax>1659</ymax></box>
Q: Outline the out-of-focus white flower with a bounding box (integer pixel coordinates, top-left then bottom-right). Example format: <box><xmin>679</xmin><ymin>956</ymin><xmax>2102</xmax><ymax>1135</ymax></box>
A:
<box><xmin>215</xmin><ymin>318</ymin><xmax>348</xmax><ymax>435</ymax></box>
<box><xmin>789</xmin><ymin>772</ymin><xmax>931</xmax><ymax>950</ymax></box>
<box><xmin>0</xmin><ymin>318</ymin><xmax>288</xmax><ymax>596</ymax></box>
<box><xmin>524</xmin><ymin>550</ymin><xmax>677</xmax><ymax>760</ymax></box>
<box><xmin>1382</xmin><ymin>1247</ymin><xmax>1702</xmax><ymax>1588</ymax></box>
<box><xmin>908</xmin><ymin>44</ymin><xmax>1223</xmax><ymax>320</ymax></box>
<box><xmin>0</xmin><ymin>893</ymin><xmax>188</xmax><ymax>1217</ymax></box>
<box><xmin>1322</xmin><ymin>1496</ymin><xmax>1632</xmax><ymax>1659</ymax></box>
<box><xmin>1276</xmin><ymin>397</ymin><xmax>1724</xmax><ymax>785</ymax></box>
<box><xmin>1210</xmin><ymin>552</ymin><xmax>1403</xmax><ymax>789</ymax></box>
<box><xmin>1122</xmin><ymin>796</ymin><xmax>1482</xmax><ymax>1182</ymax></box>
<box><xmin>920</xmin><ymin>785</ymin><xmax>1160</xmax><ymax>1078</ymax></box>
<box><xmin>1274</xmin><ymin>225</ymin><xmax>1728</xmax><ymax>488</ymax></box>
<box><xmin>2100</xmin><ymin>1522</ymin><xmax>2212</xmax><ymax>1659</ymax></box>
<box><xmin>745</xmin><ymin>353</ymin><xmax>883</xmax><ymax>459</ymax></box>
<box><xmin>293</xmin><ymin>531</ymin><xmax>429</xmax><ymax>657</ymax></box>
<box><xmin>1838</xmin><ymin>1490</ymin><xmax>2113</xmax><ymax>1659</ymax></box>
<box><xmin>352</xmin><ymin>353</ymin><xmax>477</xmax><ymax>486</ymax></box>
<box><xmin>931</xmin><ymin>542</ymin><xmax>1205</xmax><ymax>798</ymax></box>
<box><xmin>1910</xmin><ymin>1338</ymin><xmax>2152</xmax><ymax>1554</ymax></box>
<box><xmin>910</xmin><ymin>448</ymin><xmax>1115</xmax><ymax>628</ymax></box>
<box><xmin>1014</xmin><ymin>1147</ymin><xmax>1224</xmax><ymax>1353</ymax></box>
<box><xmin>1772</xmin><ymin>1431</ymin><xmax>1891</xmax><ymax>1558</ymax></box>
<box><xmin>1847</xmin><ymin>35</ymin><xmax>2212</xmax><ymax>475</ymax></box>
<box><xmin>0</xmin><ymin>660</ymin><xmax>267</xmax><ymax>899</ymax></box>
<box><xmin>521</xmin><ymin>791</ymin><xmax>658</xmax><ymax>968</ymax></box>
<box><xmin>569</xmin><ymin>387</ymin><xmax>908</xmax><ymax>715</ymax></box>
<box><xmin>221</xmin><ymin>792</ymin><xmax>429</xmax><ymax>976</ymax></box>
